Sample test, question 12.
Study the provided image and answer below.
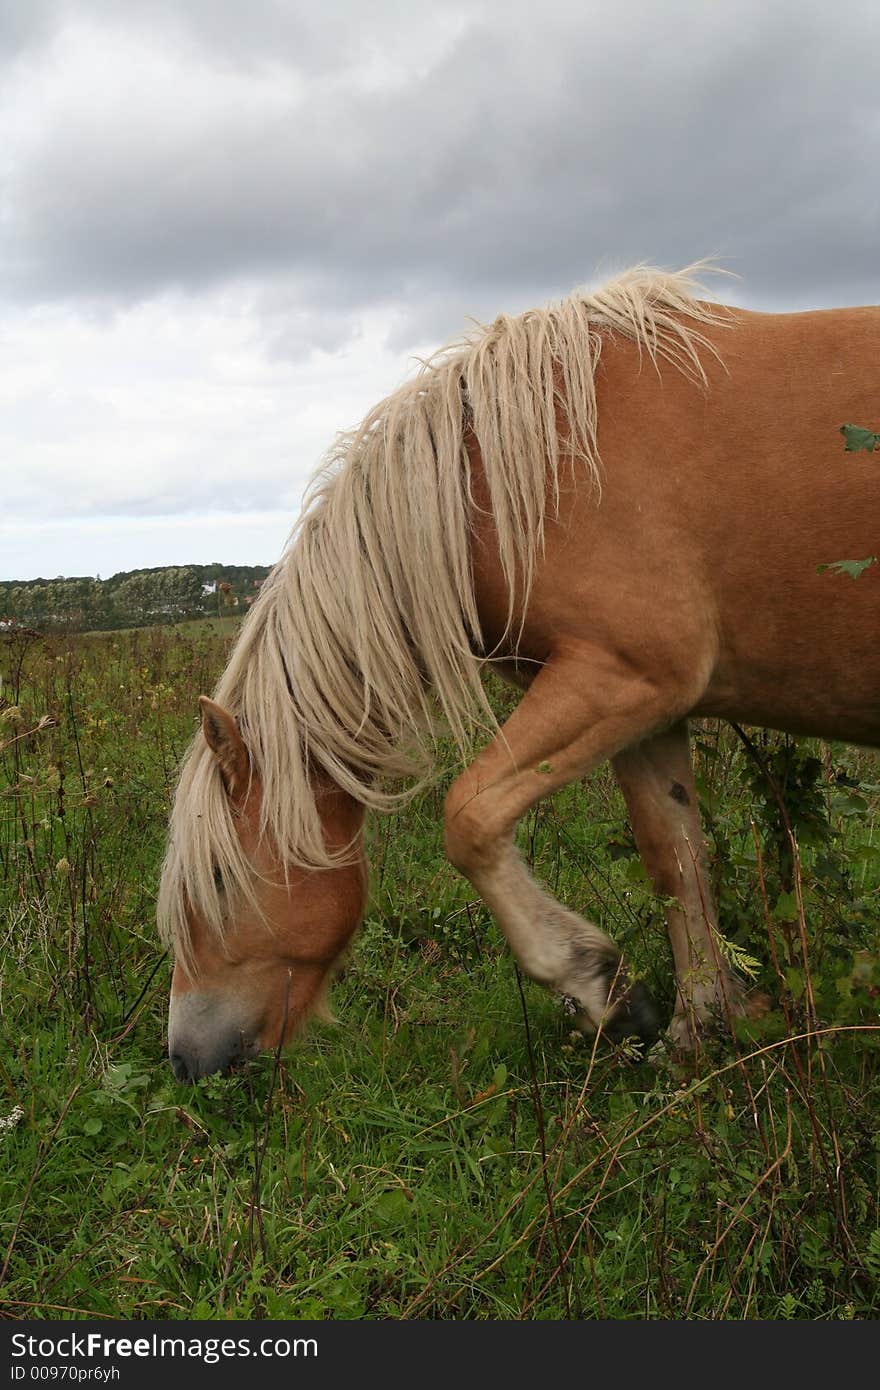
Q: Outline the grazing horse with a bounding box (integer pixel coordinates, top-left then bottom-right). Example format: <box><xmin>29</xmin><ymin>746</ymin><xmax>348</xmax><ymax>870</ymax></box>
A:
<box><xmin>158</xmin><ymin>265</ymin><xmax>880</xmax><ymax>1081</ymax></box>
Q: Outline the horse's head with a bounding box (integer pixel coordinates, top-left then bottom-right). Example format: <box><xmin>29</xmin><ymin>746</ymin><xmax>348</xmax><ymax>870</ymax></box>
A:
<box><xmin>165</xmin><ymin>698</ymin><xmax>368</xmax><ymax>1081</ymax></box>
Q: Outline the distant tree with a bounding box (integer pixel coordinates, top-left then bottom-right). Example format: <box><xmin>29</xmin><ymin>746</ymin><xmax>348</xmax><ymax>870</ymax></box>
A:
<box><xmin>0</xmin><ymin>562</ymin><xmax>271</xmax><ymax>631</ymax></box>
<box><xmin>113</xmin><ymin>573</ymin><xmax>154</xmax><ymax>624</ymax></box>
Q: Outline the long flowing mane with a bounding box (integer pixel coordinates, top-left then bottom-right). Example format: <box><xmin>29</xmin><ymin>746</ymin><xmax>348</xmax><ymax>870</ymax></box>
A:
<box><xmin>158</xmin><ymin>264</ymin><xmax>728</xmax><ymax>957</ymax></box>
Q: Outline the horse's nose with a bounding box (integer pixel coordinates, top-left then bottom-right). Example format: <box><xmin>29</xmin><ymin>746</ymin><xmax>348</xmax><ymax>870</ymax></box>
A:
<box><xmin>170</xmin><ymin>1049</ymin><xmax>193</xmax><ymax>1083</ymax></box>
<box><xmin>168</xmin><ymin>1033</ymin><xmax>247</xmax><ymax>1081</ymax></box>
<box><xmin>167</xmin><ymin>992</ymin><xmax>257</xmax><ymax>1081</ymax></box>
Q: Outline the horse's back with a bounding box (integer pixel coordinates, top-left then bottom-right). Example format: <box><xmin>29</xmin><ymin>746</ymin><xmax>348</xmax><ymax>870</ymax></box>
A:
<box><xmin>473</xmin><ymin>302</ymin><xmax>880</xmax><ymax>745</ymax></box>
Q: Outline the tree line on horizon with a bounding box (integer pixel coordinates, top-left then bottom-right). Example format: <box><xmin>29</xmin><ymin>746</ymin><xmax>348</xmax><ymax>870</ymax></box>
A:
<box><xmin>0</xmin><ymin>563</ymin><xmax>272</xmax><ymax>632</ymax></box>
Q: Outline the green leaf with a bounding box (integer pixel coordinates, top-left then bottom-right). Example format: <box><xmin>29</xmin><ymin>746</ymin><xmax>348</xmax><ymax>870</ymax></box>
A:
<box><xmin>848</xmin><ymin>843</ymin><xmax>880</xmax><ymax>864</ymax></box>
<box><xmin>840</xmin><ymin>423</ymin><xmax>879</xmax><ymax>453</ymax></box>
<box><xmin>772</xmin><ymin>890</ymin><xmax>799</xmax><ymax>920</ymax></box>
<box><xmin>831</xmin><ymin>791</ymin><xmax>870</xmax><ymax>817</ymax></box>
<box><xmin>372</xmin><ymin>1188</ymin><xmax>412</xmax><ymax>1228</ymax></box>
<box><xmin>711</xmin><ymin>928</ymin><xmax>762</xmax><ymax>979</ymax></box>
<box><xmin>624</xmin><ymin>858</ymin><xmax>650</xmax><ymax>886</ymax></box>
<box><xmin>864</xmin><ymin>1229</ymin><xmax>880</xmax><ymax>1280</ymax></box>
<box><xmin>816</xmin><ymin>557</ymin><xmax>877</xmax><ymax>580</ymax></box>
<box><xmin>482</xmin><ymin>1136</ymin><xmax>509</xmax><ymax>1158</ymax></box>
<box><xmin>778</xmin><ymin>1291</ymin><xmax>800</xmax><ymax>1319</ymax></box>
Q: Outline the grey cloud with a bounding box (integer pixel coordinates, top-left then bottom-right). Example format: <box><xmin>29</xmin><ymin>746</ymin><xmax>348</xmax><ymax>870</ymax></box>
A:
<box><xmin>0</xmin><ymin>0</ymin><xmax>61</xmax><ymax>61</ymax></box>
<box><xmin>0</xmin><ymin>0</ymin><xmax>438</xmax><ymax>71</ymax></box>
<box><xmin>1</xmin><ymin>0</ymin><xmax>878</xmax><ymax>346</ymax></box>
<box><xmin>253</xmin><ymin>288</ymin><xmax>366</xmax><ymax>361</ymax></box>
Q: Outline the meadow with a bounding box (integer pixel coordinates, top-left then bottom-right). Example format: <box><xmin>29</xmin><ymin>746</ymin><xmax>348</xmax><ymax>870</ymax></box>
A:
<box><xmin>0</xmin><ymin>618</ymin><xmax>878</xmax><ymax>1320</ymax></box>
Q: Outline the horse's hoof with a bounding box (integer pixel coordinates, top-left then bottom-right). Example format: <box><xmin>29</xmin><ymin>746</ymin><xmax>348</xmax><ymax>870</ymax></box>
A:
<box><xmin>667</xmin><ymin>984</ymin><xmax>772</xmax><ymax>1049</ymax></box>
<box><xmin>605</xmin><ymin>979</ymin><xmax>661</xmax><ymax>1048</ymax></box>
<box><xmin>563</xmin><ymin>979</ymin><xmax>660</xmax><ymax>1051</ymax></box>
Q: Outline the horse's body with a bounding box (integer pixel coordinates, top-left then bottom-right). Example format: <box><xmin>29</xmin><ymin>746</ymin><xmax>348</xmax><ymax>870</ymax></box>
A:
<box><xmin>159</xmin><ymin>268</ymin><xmax>880</xmax><ymax>1079</ymax></box>
<box><xmin>474</xmin><ymin>305</ymin><xmax>880</xmax><ymax>743</ymax></box>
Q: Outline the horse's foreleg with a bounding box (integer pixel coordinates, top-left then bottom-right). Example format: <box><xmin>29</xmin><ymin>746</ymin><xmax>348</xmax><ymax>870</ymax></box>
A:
<box><xmin>612</xmin><ymin>723</ymin><xmax>744</xmax><ymax>1047</ymax></box>
<box><xmin>443</xmin><ymin>647</ymin><xmax>691</xmax><ymax>1043</ymax></box>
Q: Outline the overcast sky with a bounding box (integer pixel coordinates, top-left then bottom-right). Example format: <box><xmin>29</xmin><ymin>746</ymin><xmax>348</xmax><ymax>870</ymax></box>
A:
<box><xmin>1</xmin><ymin>0</ymin><xmax>878</xmax><ymax>581</ymax></box>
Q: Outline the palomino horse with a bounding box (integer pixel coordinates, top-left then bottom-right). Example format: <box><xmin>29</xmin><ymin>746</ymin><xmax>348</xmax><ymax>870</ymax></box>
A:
<box><xmin>158</xmin><ymin>265</ymin><xmax>880</xmax><ymax>1081</ymax></box>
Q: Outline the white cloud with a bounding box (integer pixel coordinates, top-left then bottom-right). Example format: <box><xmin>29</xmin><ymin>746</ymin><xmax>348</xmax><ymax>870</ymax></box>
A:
<box><xmin>0</xmin><ymin>288</ymin><xmax>420</xmax><ymax>564</ymax></box>
<box><xmin>0</xmin><ymin>511</ymin><xmax>295</xmax><ymax>582</ymax></box>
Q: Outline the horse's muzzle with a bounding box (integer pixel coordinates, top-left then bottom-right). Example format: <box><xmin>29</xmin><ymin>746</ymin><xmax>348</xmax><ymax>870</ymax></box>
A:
<box><xmin>167</xmin><ymin>991</ymin><xmax>260</xmax><ymax>1081</ymax></box>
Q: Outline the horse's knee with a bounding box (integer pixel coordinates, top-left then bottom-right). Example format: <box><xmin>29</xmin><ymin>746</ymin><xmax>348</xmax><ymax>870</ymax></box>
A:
<box><xmin>444</xmin><ymin>775</ymin><xmax>501</xmax><ymax>876</ymax></box>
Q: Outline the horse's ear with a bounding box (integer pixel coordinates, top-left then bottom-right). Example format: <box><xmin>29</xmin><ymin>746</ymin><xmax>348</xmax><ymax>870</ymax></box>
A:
<box><xmin>199</xmin><ymin>696</ymin><xmax>249</xmax><ymax>799</ymax></box>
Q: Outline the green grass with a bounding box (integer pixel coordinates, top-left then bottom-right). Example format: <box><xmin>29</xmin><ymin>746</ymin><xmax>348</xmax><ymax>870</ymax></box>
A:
<box><xmin>1</xmin><ymin>623</ymin><xmax>878</xmax><ymax>1319</ymax></box>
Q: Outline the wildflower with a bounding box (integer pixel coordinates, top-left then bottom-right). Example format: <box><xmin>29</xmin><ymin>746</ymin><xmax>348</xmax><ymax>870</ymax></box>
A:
<box><xmin>55</xmin><ymin>858</ymin><xmax>71</xmax><ymax>876</ymax></box>
<box><xmin>0</xmin><ymin>1105</ymin><xmax>23</xmax><ymax>1138</ymax></box>
<box><xmin>1</xmin><ymin>706</ymin><xmax>23</xmax><ymax>726</ymax></box>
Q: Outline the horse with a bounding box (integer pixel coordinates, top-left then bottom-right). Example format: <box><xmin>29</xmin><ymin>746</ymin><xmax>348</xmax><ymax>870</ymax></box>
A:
<box><xmin>158</xmin><ymin>264</ymin><xmax>880</xmax><ymax>1081</ymax></box>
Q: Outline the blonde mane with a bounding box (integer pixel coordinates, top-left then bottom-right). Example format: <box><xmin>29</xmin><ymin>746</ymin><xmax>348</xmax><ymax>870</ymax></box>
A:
<box><xmin>158</xmin><ymin>263</ymin><xmax>728</xmax><ymax>958</ymax></box>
